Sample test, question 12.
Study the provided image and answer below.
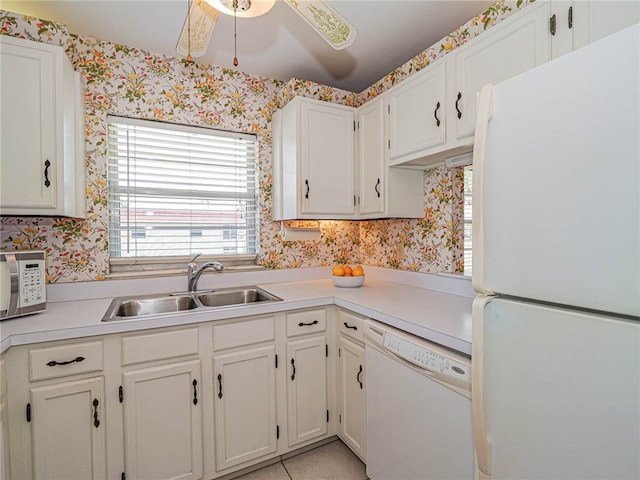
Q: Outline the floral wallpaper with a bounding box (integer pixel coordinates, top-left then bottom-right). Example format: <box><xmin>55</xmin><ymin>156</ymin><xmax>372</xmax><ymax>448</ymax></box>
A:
<box><xmin>0</xmin><ymin>0</ymin><xmax>527</xmax><ymax>283</ymax></box>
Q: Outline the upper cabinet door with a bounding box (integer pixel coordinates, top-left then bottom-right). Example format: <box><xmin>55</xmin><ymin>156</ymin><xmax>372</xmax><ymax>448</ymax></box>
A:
<box><xmin>299</xmin><ymin>100</ymin><xmax>356</xmax><ymax>217</ymax></box>
<box><xmin>452</xmin><ymin>1</ymin><xmax>551</xmax><ymax>142</ymax></box>
<box><xmin>357</xmin><ymin>96</ymin><xmax>386</xmax><ymax>216</ymax></box>
<box><xmin>574</xmin><ymin>0</ymin><xmax>640</xmax><ymax>50</ymax></box>
<box><xmin>0</xmin><ymin>36</ymin><xmax>85</xmax><ymax>218</ymax></box>
<box><xmin>388</xmin><ymin>61</ymin><xmax>446</xmax><ymax>164</ymax></box>
<box><xmin>1</xmin><ymin>38</ymin><xmax>58</xmax><ymax>212</ymax></box>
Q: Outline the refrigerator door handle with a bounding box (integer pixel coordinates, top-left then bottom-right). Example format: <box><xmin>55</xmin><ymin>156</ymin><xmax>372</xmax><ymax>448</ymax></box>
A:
<box><xmin>472</xmin><ymin>295</ymin><xmax>494</xmax><ymax>479</ymax></box>
<box><xmin>472</xmin><ymin>83</ymin><xmax>495</xmax><ymax>295</ymax></box>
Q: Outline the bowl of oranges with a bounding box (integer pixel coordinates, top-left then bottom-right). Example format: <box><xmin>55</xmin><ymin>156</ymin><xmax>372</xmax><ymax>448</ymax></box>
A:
<box><xmin>331</xmin><ymin>264</ymin><xmax>365</xmax><ymax>288</ymax></box>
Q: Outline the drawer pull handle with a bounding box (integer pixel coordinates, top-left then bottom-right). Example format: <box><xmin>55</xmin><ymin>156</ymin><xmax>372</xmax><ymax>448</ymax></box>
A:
<box><xmin>434</xmin><ymin>101</ymin><xmax>441</xmax><ymax>127</ymax></box>
<box><xmin>290</xmin><ymin>358</ymin><xmax>296</xmax><ymax>381</ymax></box>
<box><xmin>44</xmin><ymin>159</ymin><xmax>51</xmax><ymax>188</ymax></box>
<box><xmin>217</xmin><ymin>374</ymin><xmax>223</xmax><ymax>399</ymax></box>
<box><xmin>343</xmin><ymin>322</ymin><xmax>358</xmax><ymax>331</ymax></box>
<box><xmin>192</xmin><ymin>379</ymin><xmax>198</xmax><ymax>405</ymax></box>
<box><xmin>93</xmin><ymin>398</ymin><xmax>100</xmax><ymax>428</ymax></box>
<box><xmin>47</xmin><ymin>356</ymin><xmax>85</xmax><ymax>367</ymax></box>
<box><xmin>357</xmin><ymin>365</ymin><xmax>363</xmax><ymax>389</ymax></box>
<box><xmin>298</xmin><ymin>320</ymin><xmax>318</xmax><ymax>327</ymax></box>
<box><xmin>456</xmin><ymin>92</ymin><xmax>463</xmax><ymax>119</ymax></box>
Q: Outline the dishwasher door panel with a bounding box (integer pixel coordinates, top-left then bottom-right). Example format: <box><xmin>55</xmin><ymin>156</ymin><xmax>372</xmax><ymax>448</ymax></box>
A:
<box><xmin>365</xmin><ymin>345</ymin><xmax>474</xmax><ymax>480</ymax></box>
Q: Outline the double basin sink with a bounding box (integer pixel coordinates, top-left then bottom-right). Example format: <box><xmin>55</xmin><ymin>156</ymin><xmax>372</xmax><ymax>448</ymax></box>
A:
<box><xmin>102</xmin><ymin>286</ymin><xmax>282</xmax><ymax>321</ymax></box>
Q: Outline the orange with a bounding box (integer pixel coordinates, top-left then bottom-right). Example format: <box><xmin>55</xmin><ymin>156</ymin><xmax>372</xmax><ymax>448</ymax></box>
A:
<box><xmin>353</xmin><ymin>265</ymin><xmax>364</xmax><ymax>277</ymax></box>
<box><xmin>332</xmin><ymin>265</ymin><xmax>345</xmax><ymax>276</ymax></box>
<box><xmin>343</xmin><ymin>265</ymin><xmax>353</xmax><ymax>275</ymax></box>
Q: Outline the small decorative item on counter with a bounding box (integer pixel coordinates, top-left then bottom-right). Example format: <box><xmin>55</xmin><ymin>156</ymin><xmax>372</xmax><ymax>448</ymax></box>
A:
<box><xmin>331</xmin><ymin>264</ymin><xmax>365</xmax><ymax>287</ymax></box>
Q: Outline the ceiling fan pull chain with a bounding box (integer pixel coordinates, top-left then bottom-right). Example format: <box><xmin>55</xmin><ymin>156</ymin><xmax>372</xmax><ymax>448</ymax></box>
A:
<box><xmin>233</xmin><ymin>0</ymin><xmax>239</xmax><ymax>66</ymax></box>
<box><xmin>186</xmin><ymin>0</ymin><xmax>193</xmax><ymax>62</ymax></box>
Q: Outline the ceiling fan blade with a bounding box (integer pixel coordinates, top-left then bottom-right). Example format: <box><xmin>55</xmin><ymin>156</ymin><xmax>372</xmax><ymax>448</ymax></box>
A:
<box><xmin>284</xmin><ymin>0</ymin><xmax>357</xmax><ymax>50</ymax></box>
<box><xmin>176</xmin><ymin>0</ymin><xmax>220</xmax><ymax>58</ymax></box>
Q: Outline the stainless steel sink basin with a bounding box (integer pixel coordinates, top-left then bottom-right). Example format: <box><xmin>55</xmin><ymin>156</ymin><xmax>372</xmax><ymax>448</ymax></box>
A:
<box><xmin>102</xmin><ymin>286</ymin><xmax>281</xmax><ymax>321</ymax></box>
<box><xmin>197</xmin><ymin>287</ymin><xmax>279</xmax><ymax>307</ymax></box>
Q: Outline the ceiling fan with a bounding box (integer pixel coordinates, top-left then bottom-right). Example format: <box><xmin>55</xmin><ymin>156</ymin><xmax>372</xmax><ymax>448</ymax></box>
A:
<box><xmin>176</xmin><ymin>0</ymin><xmax>357</xmax><ymax>65</ymax></box>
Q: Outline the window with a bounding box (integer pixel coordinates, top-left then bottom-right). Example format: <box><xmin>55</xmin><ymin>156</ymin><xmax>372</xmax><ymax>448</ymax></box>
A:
<box><xmin>107</xmin><ymin>116</ymin><xmax>258</xmax><ymax>269</ymax></box>
<box><xmin>463</xmin><ymin>165</ymin><xmax>473</xmax><ymax>276</ymax></box>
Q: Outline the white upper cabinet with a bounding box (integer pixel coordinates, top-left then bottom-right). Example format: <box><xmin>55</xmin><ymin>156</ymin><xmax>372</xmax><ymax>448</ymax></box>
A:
<box><xmin>0</xmin><ymin>35</ymin><xmax>85</xmax><ymax>218</ymax></box>
<box><xmin>273</xmin><ymin>96</ymin><xmax>424</xmax><ymax>219</ymax></box>
<box><xmin>388</xmin><ymin>61</ymin><xmax>446</xmax><ymax>164</ymax></box>
<box><xmin>275</xmin><ymin>97</ymin><xmax>356</xmax><ymax>220</ymax></box>
<box><xmin>556</xmin><ymin>0</ymin><xmax>640</xmax><ymax>56</ymax></box>
<box><xmin>450</xmin><ymin>1</ymin><xmax>551</xmax><ymax>143</ymax></box>
<box><xmin>357</xmin><ymin>97</ymin><xmax>386</xmax><ymax>216</ymax></box>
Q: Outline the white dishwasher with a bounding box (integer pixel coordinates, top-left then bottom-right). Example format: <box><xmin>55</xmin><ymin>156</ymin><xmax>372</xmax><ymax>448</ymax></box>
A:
<box><xmin>364</xmin><ymin>319</ymin><xmax>474</xmax><ymax>480</ymax></box>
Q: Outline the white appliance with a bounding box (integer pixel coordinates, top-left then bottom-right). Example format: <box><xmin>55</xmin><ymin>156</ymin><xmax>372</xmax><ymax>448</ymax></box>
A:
<box><xmin>472</xmin><ymin>24</ymin><xmax>640</xmax><ymax>480</ymax></box>
<box><xmin>364</xmin><ymin>319</ymin><xmax>475</xmax><ymax>480</ymax></box>
<box><xmin>0</xmin><ymin>250</ymin><xmax>47</xmax><ymax>320</ymax></box>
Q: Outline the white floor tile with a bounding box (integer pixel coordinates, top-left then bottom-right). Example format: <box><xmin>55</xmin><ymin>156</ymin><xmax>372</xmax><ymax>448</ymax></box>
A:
<box><xmin>283</xmin><ymin>440</ymin><xmax>367</xmax><ymax>480</ymax></box>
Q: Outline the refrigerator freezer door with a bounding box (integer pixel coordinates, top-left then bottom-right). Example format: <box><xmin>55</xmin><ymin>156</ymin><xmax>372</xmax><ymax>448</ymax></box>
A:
<box><xmin>473</xmin><ymin>25</ymin><xmax>640</xmax><ymax>316</ymax></box>
<box><xmin>475</xmin><ymin>297</ymin><xmax>640</xmax><ymax>479</ymax></box>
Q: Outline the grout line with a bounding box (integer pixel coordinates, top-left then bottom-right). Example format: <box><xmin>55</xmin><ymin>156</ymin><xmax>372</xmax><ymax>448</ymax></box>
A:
<box><xmin>281</xmin><ymin>460</ymin><xmax>294</xmax><ymax>480</ymax></box>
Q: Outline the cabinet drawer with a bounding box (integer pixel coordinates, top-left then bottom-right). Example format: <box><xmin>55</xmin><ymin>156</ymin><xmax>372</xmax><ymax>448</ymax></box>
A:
<box><xmin>122</xmin><ymin>327</ymin><xmax>199</xmax><ymax>366</ymax></box>
<box><xmin>30</xmin><ymin>341</ymin><xmax>103</xmax><ymax>381</ymax></box>
<box><xmin>337</xmin><ymin>309</ymin><xmax>365</xmax><ymax>342</ymax></box>
<box><xmin>213</xmin><ymin>316</ymin><xmax>275</xmax><ymax>351</ymax></box>
<box><xmin>286</xmin><ymin>309</ymin><xmax>327</xmax><ymax>337</ymax></box>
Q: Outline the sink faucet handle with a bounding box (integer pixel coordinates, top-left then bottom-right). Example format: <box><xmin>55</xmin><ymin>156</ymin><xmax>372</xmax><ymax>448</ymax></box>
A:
<box><xmin>189</xmin><ymin>253</ymin><xmax>203</xmax><ymax>264</ymax></box>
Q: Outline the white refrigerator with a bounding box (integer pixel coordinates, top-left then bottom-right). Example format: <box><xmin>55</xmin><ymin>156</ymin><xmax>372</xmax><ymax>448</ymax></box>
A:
<box><xmin>471</xmin><ymin>23</ymin><xmax>640</xmax><ymax>480</ymax></box>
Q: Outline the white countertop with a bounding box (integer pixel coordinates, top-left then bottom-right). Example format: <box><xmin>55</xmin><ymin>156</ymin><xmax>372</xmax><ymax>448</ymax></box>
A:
<box><xmin>0</xmin><ymin>267</ymin><xmax>474</xmax><ymax>355</ymax></box>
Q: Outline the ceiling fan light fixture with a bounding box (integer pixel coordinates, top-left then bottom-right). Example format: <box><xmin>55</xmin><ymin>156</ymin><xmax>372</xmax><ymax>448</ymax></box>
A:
<box><xmin>205</xmin><ymin>0</ymin><xmax>276</xmax><ymax>18</ymax></box>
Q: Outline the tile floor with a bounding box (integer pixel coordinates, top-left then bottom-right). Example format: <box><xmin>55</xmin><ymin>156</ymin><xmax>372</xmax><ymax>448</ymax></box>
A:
<box><xmin>235</xmin><ymin>440</ymin><xmax>367</xmax><ymax>480</ymax></box>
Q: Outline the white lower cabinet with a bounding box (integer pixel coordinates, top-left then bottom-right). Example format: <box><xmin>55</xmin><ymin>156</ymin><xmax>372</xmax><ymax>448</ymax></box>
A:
<box><xmin>31</xmin><ymin>377</ymin><xmax>107</xmax><ymax>480</ymax></box>
<box><xmin>285</xmin><ymin>309</ymin><xmax>330</xmax><ymax>448</ymax></box>
<box><xmin>212</xmin><ymin>316</ymin><xmax>278</xmax><ymax>472</ymax></box>
<box><xmin>3</xmin><ymin>309</ymin><xmax>342</xmax><ymax>479</ymax></box>
<box><xmin>4</xmin><ymin>339</ymin><xmax>108</xmax><ymax>480</ymax></box>
<box><xmin>286</xmin><ymin>334</ymin><xmax>328</xmax><ymax>446</ymax></box>
<box><xmin>336</xmin><ymin>309</ymin><xmax>366</xmax><ymax>461</ymax></box>
<box><xmin>122</xmin><ymin>360</ymin><xmax>203</xmax><ymax>480</ymax></box>
<box><xmin>337</xmin><ymin>336</ymin><xmax>365</xmax><ymax>461</ymax></box>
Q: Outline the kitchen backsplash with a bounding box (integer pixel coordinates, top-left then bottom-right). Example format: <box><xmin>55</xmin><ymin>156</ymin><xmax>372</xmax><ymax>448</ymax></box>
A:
<box><xmin>0</xmin><ymin>1</ymin><xmax>526</xmax><ymax>283</ymax></box>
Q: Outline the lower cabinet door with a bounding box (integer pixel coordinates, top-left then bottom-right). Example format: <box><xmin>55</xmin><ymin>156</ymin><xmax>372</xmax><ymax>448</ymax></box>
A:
<box><xmin>31</xmin><ymin>376</ymin><xmax>106</xmax><ymax>480</ymax></box>
<box><xmin>122</xmin><ymin>360</ymin><xmax>203</xmax><ymax>480</ymax></box>
<box><xmin>338</xmin><ymin>336</ymin><xmax>366</xmax><ymax>459</ymax></box>
<box><xmin>213</xmin><ymin>345</ymin><xmax>277</xmax><ymax>471</ymax></box>
<box><xmin>286</xmin><ymin>335</ymin><xmax>328</xmax><ymax>446</ymax></box>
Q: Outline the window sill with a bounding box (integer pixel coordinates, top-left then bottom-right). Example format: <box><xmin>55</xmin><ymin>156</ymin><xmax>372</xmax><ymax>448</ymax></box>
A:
<box><xmin>106</xmin><ymin>264</ymin><xmax>264</xmax><ymax>281</ymax></box>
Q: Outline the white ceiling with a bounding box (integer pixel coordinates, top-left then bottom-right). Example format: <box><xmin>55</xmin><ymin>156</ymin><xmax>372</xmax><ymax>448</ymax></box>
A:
<box><xmin>3</xmin><ymin>0</ymin><xmax>495</xmax><ymax>92</ymax></box>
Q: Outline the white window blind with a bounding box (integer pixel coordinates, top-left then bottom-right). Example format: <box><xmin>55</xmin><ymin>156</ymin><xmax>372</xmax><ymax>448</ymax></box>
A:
<box><xmin>107</xmin><ymin>116</ymin><xmax>258</xmax><ymax>261</ymax></box>
<box><xmin>463</xmin><ymin>165</ymin><xmax>473</xmax><ymax>276</ymax></box>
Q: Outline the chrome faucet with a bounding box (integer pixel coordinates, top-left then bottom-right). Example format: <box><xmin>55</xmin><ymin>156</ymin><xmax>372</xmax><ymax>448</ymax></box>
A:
<box><xmin>187</xmin><ymin>254</ymin><xmax>224</xmax><ymax>293</ymax></box>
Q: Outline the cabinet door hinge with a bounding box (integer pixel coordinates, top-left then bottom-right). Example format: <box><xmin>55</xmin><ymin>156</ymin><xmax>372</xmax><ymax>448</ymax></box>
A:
<box><xmin>119</xmin><ymin>385</ymin><xmax>124</xmax><ymax>403</ymax></box>
<box><xmin>326</xmin><ymin>344</ymin><xmax>329</xmax><ymax>358</ymax></box>
<box><xmin>275</xmin><ymin>354</ymin><xmax>278</xmax><ymax>368</ymax></box>
<box><xmin>387</xmin><ymin>105</ymin><xmax>390</xmax><ymax>114</ymax></box>
<box><xmin>277</xmin><ymin>425</ymin><xmax>280</xmax><ymax>439</ymax></box>
<box><xmin>550</xmin><ymin>13</ymin><xmax>557</xmax><ymax>35</ymax></box>
<box><xmin>326</xmin><ymin>410</ymin><xmax>330</xmax><ymax>423</ymax></box>
<box><xmin>26</xmin><ymin>403</ymin><xmax>31</xmax><ymax>422</ymax></box>
<box><xmin>568</xmin><ymin>5</ymin><xmax>573</xmax><ymax>29</ymax></box>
